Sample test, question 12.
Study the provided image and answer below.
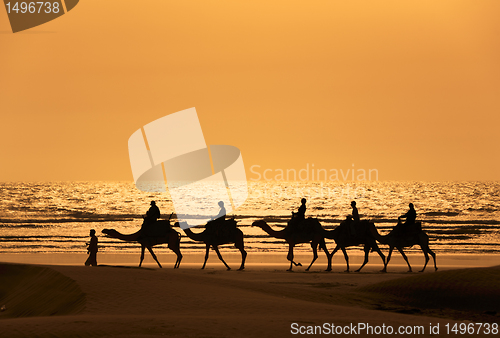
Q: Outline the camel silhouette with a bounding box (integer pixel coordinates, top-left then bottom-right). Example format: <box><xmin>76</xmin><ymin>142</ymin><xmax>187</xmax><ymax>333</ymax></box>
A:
<box><xmin>252</xmin><ymin>219</ymin><xmax>330</xmax><ymax>271</ymax></box>
<box><xmin>102</xmin><ymin>220</ymin><xmax>182</xmax><ymax>268</ymax></box>
<box><xmin>177</xmin><ymin>219</ymin><xmax>247</xmax><ymax>271</ymax></box>
<box><xmin>370</xmin><ymin>222</ymin><xmax>437</xmax><ymax>272</ymax></box>
<box><xmin>323</xmin><ymin>220</ymin><xmax>386</xmax><ymax>272</ymax></box>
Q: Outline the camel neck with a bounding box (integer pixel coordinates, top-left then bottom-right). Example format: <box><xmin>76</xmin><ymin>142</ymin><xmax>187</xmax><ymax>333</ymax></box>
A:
<box><xmin>259</xmin><ymin>223</ymin><xmax>287</xmax><ymax>239</ymax></box>
<box><xmin>107</xmin><ymin>230</ymin><xmax>141</xmax><ymax>242</ymax></box>
<box><xmin>183</xmin><ymin>227</ymin><xmax>204</xmax><ymax>241</ymax></box>
<box><xmin>369</xmin><ymin>225</ymin><xmax>387</xmax><ymax>243</ymax></box>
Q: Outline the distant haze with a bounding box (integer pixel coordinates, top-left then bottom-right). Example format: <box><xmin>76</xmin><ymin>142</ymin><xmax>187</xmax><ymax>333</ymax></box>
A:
<box><xmin>1</xmin><ymin>0</ymin><xmax>499</xmax><ymax>181</ymax></box>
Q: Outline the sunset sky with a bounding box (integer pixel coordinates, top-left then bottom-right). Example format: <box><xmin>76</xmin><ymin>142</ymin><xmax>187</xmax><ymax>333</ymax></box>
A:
<box><xmin>1</xmin><ymin>0</ymin><xmax>499</xmax><ymax>182</ymax></box>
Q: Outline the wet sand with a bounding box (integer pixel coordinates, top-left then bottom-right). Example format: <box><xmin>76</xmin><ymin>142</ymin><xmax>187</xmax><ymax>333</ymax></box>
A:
<box><xmin>1</xmin><ymin>254</ymin><xmax>499</xmax><ymax>337</ymax></box>
<box><xmin>1</xmin><ymin>251</ymin><xmax>499</xmax><ymax>269</ymax></box>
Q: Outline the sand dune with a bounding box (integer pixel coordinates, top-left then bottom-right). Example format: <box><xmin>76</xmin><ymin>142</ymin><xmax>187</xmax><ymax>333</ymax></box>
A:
<box><xmin>0</xmin><ymin>264</ymin><xmax>84</xmax><ymax>318</ymax></box>
<box><xmin>359</xmin><ymin>266</ymin><xmax>500</xmax><ymax>321</ymax></box>
<box><xmin>0</xmin><ymin>262</ymin><xmax>498</xmax><ymax>337</ymax></box>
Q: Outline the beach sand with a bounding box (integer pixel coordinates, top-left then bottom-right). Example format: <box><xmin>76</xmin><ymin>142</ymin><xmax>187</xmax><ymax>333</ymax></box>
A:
<box><xmin>1</xmin><ymin>254</ymin><xmax>499</xmax><ymax>337</ymax></box>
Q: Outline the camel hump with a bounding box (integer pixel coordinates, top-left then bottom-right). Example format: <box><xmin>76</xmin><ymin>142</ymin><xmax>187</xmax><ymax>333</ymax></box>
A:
<box><xmin>411</xmin><ymin>221</ymin><xmax>422</xmax><ymax>233</ymax></box>
<box><xmin>389</xmin><ymin>221</ymin><xmax>423</xmax><ymax>238</ymax></box>
<box><xmin>226</xmin><ymin>218</ymin><xmax>238</xmax><ymax>227</ymax></box>
<box><xmin>287</xmin><ymin>217</ymin><xmax>318</xmax><ymax>233</ymax></box>
<box><xmin>338</xmin><ymin>219</ymin><xmax>368</xmax><ymax>237</ymax></box>
<box><xmin>144</xmin><ymin>220</ymin><xmax>173</xmax><ymax>238</ymax></box>
<box><xmin>206</xmin><ymin>218</ymin><xmax>239</xmax><ymax>239</ymax></box>
<box><xmin>402</xmin><ymin>221</ymin><xmax>422</xmax><ymax>234</ymax></box>
<box><xmin>207</xmin><ymin>218</ymin><xmax>237</xmax><ymax>228</ymax></box>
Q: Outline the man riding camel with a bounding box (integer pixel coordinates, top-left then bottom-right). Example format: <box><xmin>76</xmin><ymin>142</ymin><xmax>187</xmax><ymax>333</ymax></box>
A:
<box><xmin>289</xmin><ymin>198</ymin><xmax>308</xmax><ymax>231</ymax></box>
<box><xmin>145</xmin><ymin>201</ymin><xmax>161</xmax><ymax>223</ymax></box>
<box><xmin>351</xmin><ymin>201</ymin><xmax>360</xmax><ymax>222</ymax></box>
<box><xmin>400</xmin><ymin>203</ymin><xmax>417</xmax><ymax>225</ymax></box>
<box><xmin>395</xmin><ymin>203</ymin><xmax>418</xmax><ymax>235</ymax></box>
<box><xmin>347</xmin><ymin>201</ymin><xmax>360</xmax><ymax>236</ymax></box>
<box><xmin>140</xmin><ymin>201</ymin><xmax>161</xmax><ymax>238</ymax></box>
<box><xmin>213</xmin><ymin>201</ymin><xmax>226</xmax><ymax>222</ymax></box>
<box><xmin>292</xmin><ymin>198</ymin><xmax>307</xmax><ymax>221</ymax></box>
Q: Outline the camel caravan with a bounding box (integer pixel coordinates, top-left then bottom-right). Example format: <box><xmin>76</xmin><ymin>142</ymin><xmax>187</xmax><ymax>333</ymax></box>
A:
<box><xmin>101</xmin><ymin>199</ymin><xmax>437</xmax><ymax>273</ymax></box>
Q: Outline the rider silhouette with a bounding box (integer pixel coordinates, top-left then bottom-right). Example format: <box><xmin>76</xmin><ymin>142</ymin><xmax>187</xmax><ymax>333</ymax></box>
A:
<box><xmin>345</xmin><ymin>201</ymin><xmax>360</xmax><ymax>236</ymax></box>
<box><xmin>289</xmin><ymin>198</ymin><xmax>307</xmax><ymax>231</ymax></box>
<box><xmin>400</xmin><ymin>203</ymin><xmax>417</xmax><ymax>225</ymax></box>
<box><xmin>146</xmin><ymin>201</ymin><xmax>161</xmax><ymax>223</ymax></box>
<box><xmin>395</xmin><ymin>203</ymin><xmax>417</xmax><ymax>235</ymax></box>
<box><xmin>207</xmin><ymin>201</ymin><xmax>227</xmax><ymax>235</ymax></box>
<box><xmin>292</xmin><ymin>198</ymin><xmax>306</xmax><ymax>221</ymax></box>
<box><xmin>213</xmin><ymin>201</ymin><xmax>226</xmax><ymax>222</ymax></box>
<box><xmin>141</xmin><ymin>201</ymin><xmax>161</xmax><ymax>238</ymax></box>
<box><xmin>351</xmin><ymin>201</ymin><xmax>360</xmax><ymax>222</ymax></box>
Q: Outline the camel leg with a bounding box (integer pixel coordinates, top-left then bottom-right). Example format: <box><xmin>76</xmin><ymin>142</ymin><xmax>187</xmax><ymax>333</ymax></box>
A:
<box><xmin>372</xmin><ymin>244</ymin><xmax>386</xmax><ymax>272</ymax></box>
<box><xmin>420</xmin><ymin>245</ymin><xmax>429</xmax><ymax>272</ymax></box>
<box><xmin>147</xmin><ymin>246</ymin><xmax>162</xmax><ymax>268</ymax></box>
<box><xmin>382</xmin><ymin>246</ymin><xmax>394</xmax><ymax>273</ymax></box>
<box><xmin>331</xmin><ymin>245</ymin><xmax>340</xmax><ymax>256</ymax></box>
<box><xmin>170</xmin><ymin>234</ymin><xmax>182</xmax><ymax>269</ymax></box>
<box><xmin>341</xmin><ymin>247</ymin><xmax>350</xmax><ymax>272</ymax></box>
<box><xmin>286</xmin><ymin>245</ymin><xmax>301</xmax><ymax>271</ymax></box>
<box><xmin>355</xmin><ymin>245</ymin><xmax>370</xmax><ymax>272</ymax></box>
<box><xmin>397</xmin><ymin>247</ymin><xmax>412</xmax><ymax>272</ymax></box>
<box><xmin>319</xmin><ymin>239</ymin><xmax>332</xmax><ymax>271</ymax></box>
<box><xmin>139</xmin><ymin>245</ymin><xmax>145</xmax><ymax>267</ymax></box>
<box><xmin>234</xmin><ymin>239</ymin><xmax>247</xmax><ymax>271</ymax></box>
<box><xmin>172</xmin><ymin>247</ymin><xmax>182</xmax><ymax>269</ymax></box>
<box><xmin>305</xmin><ymin>241</ymin><xmax>319</xmax><ymax>271</ymax></box>
<box><xmin>429</xmin><ymin>247</ymin><xmax>437</xmax><ymax>271</ymax></box>
<box><xmin>329</xmin><ymin>245</ymin><xmax>339</xmax><ymax>270</ymax></box>
<box><xmin>202</xmin><ymin>244</ymin><xmax>210</xmax><ymax>269</ymax></box>
<box><xmin>213</xmin><ymin>245</ymin><xmax>231</xmax><ymax>270</ymax></box>
<box><xmin>420</xmin><ymin>244</ymin><xmax>438</xmax><ymax>272</ymax></box>
<box><xmin>287</xmin><ymin>245</ymin><xmax>294</xmax><ymax>271</ymax></box>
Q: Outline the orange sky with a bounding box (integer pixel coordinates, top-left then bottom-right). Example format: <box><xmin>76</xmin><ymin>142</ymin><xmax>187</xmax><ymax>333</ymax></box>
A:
<box><xmin>1</xmin><ymin>0</ymin><xmax>499</xmax><ymax>181</ymax></box>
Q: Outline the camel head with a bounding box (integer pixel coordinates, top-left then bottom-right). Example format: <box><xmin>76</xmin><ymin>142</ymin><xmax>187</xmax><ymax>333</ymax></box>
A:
<box><xmin>308</xmin><ymin>218</ymin><xmax>323</xmax><ymax>228</ymax></box>
<box><xmin>227</xmin><ymin>218</ymin><xmax>238</xmax><ymax>227</ymax></box>
<box><xmin>174</xmin><ymin>221</ymin><xmax>189</xmax><ymax>229</ymax></box>
<box><xmin>102</xmin><ymin>229</ymin><xmax>118</xmax><ymax>236</ymax></box>
<box><xmin>251</xmin><ymin>220</ymin><xmax>267</xmax><ymax>228</ymax></box>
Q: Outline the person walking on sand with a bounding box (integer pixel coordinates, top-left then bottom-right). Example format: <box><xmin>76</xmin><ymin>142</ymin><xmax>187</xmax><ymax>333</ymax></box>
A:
<box><xmin>85</xmin><ymin>229</ymin><xmax>98</xmax><ymax>266</ymax></box>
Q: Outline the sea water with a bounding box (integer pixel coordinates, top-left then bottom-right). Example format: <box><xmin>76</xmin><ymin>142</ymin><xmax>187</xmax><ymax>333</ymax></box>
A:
<box><xmin>0</xmin><ymin>181</ymin><xmax>499</xmax><ymax>255</ymax></box>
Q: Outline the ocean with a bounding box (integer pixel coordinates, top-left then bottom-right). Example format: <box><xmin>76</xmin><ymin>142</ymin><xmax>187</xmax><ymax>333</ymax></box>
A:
<box><xmin>0</xmin><ymin>181</ymin><xmax>499</xmax><ymax>255</ymax></box>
